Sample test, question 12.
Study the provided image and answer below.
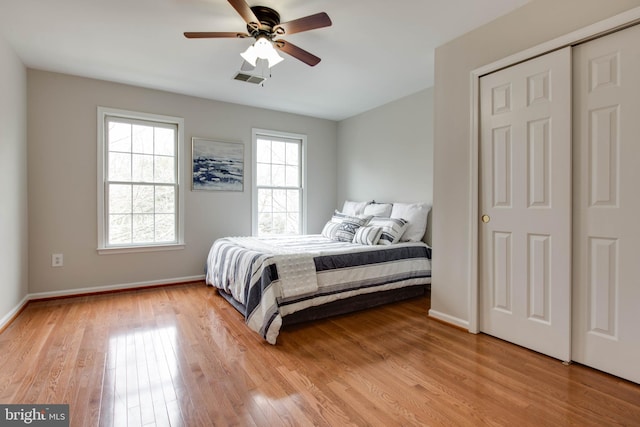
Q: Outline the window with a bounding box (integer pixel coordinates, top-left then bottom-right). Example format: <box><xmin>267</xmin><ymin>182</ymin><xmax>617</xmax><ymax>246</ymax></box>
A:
<box><xmin>252</xmin><ymin>129</ymin><xmax>306</xmax><ymax>236</ymax></box>
<box><xmin>97</xmin><ymin>107</ymin><xmax>184</xmax><ymax>253</ymax></box>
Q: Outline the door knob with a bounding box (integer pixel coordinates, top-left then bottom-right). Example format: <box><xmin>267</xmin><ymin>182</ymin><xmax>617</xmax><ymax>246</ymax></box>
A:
<box><xmin>481</xmin><ymin>214</ymin><xmax>490</xmax><ymax>223</ymax></box>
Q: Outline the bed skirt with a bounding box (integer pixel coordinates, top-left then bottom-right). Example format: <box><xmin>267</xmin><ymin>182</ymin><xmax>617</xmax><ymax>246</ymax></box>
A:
<box><xmin>216</xmin><ymin>283</ymin><xmax>429</xmax><ymax>327</ymax></box>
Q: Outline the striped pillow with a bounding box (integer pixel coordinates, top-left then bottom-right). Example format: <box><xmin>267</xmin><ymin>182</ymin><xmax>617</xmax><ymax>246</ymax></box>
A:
<box><xmin>370</xmin><ymin>217</ymin><xmax>408</xmax><ymax>245</ymax></box>
<box><xmin>334</xmin><ymin>215</ymin><xmax>371</xmax><ymax>242</ymax></box>
<box><xmin>353</xmin><ymin>226</ymin><xmax>383</xmax><ymax>245</ymax></box>
<box><xmin>321</xmin><ymin>221</ymin><xmax>341</xmax><ymax>239</ymax></box>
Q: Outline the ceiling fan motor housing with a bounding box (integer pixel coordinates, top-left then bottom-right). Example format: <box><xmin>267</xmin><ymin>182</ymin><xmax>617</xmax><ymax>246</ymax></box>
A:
<box><xmin>247</xmin><ymin>6</ymin><xmax>283</xmax><ymax>37</ymax></box>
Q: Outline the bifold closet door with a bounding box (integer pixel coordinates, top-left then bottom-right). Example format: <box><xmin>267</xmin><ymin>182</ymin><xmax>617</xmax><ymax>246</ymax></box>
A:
<box><xmin>573</xmin><ymin>24</ymin><xmax>640</xmax><ymax>384</ymax></box>
<box><xmin>479</xmin><ymin>47</ymin><xmax>572</xmax><ymax>361</ymax></box>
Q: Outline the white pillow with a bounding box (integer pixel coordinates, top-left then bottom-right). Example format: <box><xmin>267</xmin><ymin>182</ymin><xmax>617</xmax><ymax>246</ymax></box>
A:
<box><xmin>363</xmin><ymin>202</ymin><xmax>393</xmax><ymax>218</ymax></box>
<box><xmin>341</xmin><ymin>200</ymin><xmax>369</xmax><ymax>216</ymax></box>
<box><xmin>369</xmin><ymin>217</ymin><xmax>408</xmax><ymax>245</ymax></box>
<box><xmin>390</xmin><ymin>202</ymin><xmax>431</xmax><ymax>242</ymax></box>
<box><xmin>353</xmin><ymin>225</ymin><xmax>383</xmax><ymax>245</ymax></box>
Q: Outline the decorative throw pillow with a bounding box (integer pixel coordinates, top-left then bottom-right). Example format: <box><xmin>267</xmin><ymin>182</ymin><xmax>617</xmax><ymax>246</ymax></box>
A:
<box><xmin>353</xmin><ymin>225</ymin><xmax>383</xmax><ymax>245</ymax></box>
<box><xmin>333</xmin><ymin>214</ymin><xmax>372</xmax><ymax>242</ymax></box>
<box><xmin>363</xmin><ymin>202</ymin><xmax>393</xmax><ymax>218</ymax></box>
<box><xmin>370</xmin><ymin>217</ymin><xmax>408</xmax><ymax>245</ymax></box>
<box><xmin>390</xmin><ymin>202</ymin><xmax>431</xmax><ymax>242</ymax></box>
<box><xmin>321</xmin><ymin>221</ymin><xmax>341</xmax><ymax>239</ymax></box>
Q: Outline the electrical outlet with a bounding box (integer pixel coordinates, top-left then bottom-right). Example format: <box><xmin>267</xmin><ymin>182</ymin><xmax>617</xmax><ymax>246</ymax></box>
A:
<box><xmin>52</xmin><ymin>253</ymin><xmax>63</xmax><ymax>267</ymax></box>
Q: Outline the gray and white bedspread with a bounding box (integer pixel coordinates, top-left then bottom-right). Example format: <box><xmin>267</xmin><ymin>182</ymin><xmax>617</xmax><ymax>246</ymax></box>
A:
<box><xmin>205</xmin><ymin>234</ymin><xmax>432</xmax><ymax>344</ymax></box>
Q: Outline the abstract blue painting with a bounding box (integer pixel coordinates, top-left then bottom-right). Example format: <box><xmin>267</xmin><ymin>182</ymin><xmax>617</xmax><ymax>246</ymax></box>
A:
<box><xmin>192</xmin><ymin>138</ymin><xmax>244</xmax><ymax>191</ymax></box>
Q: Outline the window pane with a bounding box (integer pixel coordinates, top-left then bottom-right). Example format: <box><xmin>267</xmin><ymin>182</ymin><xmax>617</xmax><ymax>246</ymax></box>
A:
<box><xmin>258</xmin><ymin>189</ymin><xmax>272</xmax><ymax>213</ymax></box>
<box><xmin>132</xmin><ymin>154</ymin><xmax>154</xmax><ymax>182</ymax></box>
<box><xmin>155</xmin><ymin>214</ymin><xmax>175</xmax><ymax>242</ymax></box>
<box><xmin>109</xmin><ymin>152</ymin><xmax>131</xmax><ymax>181</ymax></box>
<box><xmin>273</xmin><ymin>189</ymin><xmax>286</xmax><ymax>212</ymax></box>
<box><xmin>257</xmin><ymin>163</ymin><xmax>271</xmax><ymax>186</ymax></box>
<box><xmin>132</xmin><ymin>185</ymin><xmax>154</xmax><ymax>213</ymax></box>
<box><xmin>155</xmin><ymin>186</ymin><xmax>175</xmax><ymax>214</ymax></box>
<box><xmin>285</xmin><ymin>165</ymin><xmax>299</xmax><ymax>187</ymax></box>
<box><xmin>259</xmin><ymin>213</ymin><xmax>273</xmax><ymax>235</ymax></box>
<box><xmin>155</xmin><ymin>128</ymin><xmax>175</xmax><ymax>156</ymax></box>
<box><xmin>109</xmin><ymin>184</ymin><xmax>131</xmax><ymax>214</ymax></box>
<box><xmin>154</xmin><ymin>155</ymin><xmax>175</xmax><ymax>184</ymax></box>
<box><xmin>109</xmin><ymin>214</ymin><xmax>131</xmax><ymax>244</ymax></box>
<box><xmin>132</xmin><ymin>124</ymin><xmax>154</xmax><ymax>154</ymax></box>
<box><xmin>257</xmin><ymin>139</ymin><xmax>271</xmax><ymax>163</ymax></box>
<box><xmin>272</xmin><ymin>165</ymin><xmax>285</xmax><ymax>187</ymax></box>
<box><xmin>133</xmin><ymin>214</ymin><xmax>154</xmax><ymax>242</ymax></box>
<box><xmin>285</xmin><ymin>143</ymin><xmax>299</xmax><ymax>166</ymax></box>
<box><xmin>272</xmin><ymin>141</ymin><xmax>285</xmax><ymax>164</ymax></box>
<box><xmin>272</xmin><ymin>213</ymin><xmax>286</xmax><ymax>234</ymax></box>
<box><xmin>109</xmin><ymin>122</ymin><xmax>131</xmax><ymax>153</ymax></box>
<box><xmin>286</xmin><ymin>212</ymin><xmax>299</xmax><ymax>234</ymax></box>
<box><xmin>286</xmin><ymin>189</ymin><xmax>299</xmax><ymax>212</ymax></box>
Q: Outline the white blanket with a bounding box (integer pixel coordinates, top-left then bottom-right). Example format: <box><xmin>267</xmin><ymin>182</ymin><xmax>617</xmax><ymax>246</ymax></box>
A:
<box><xmin>226</xmin><ymin>237</ymin><xmax>319</xmax><ymax>299</ymax></box>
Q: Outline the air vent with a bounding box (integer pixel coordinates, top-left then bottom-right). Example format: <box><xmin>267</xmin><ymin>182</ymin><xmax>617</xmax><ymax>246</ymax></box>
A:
<box><xmin>233</xmin><ymin>72</ymin><xmax>266</xmax><ymax>85</ymax></box>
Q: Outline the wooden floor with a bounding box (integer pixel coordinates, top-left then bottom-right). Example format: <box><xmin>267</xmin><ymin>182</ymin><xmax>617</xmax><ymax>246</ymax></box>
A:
<box><xmin>1</xmin><ymin>282</ymin><xmax>639</xmax><ymax>426</ymax></box>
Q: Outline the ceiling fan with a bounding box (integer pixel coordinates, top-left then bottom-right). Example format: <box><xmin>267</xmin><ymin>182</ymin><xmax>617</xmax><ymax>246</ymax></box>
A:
<box><xmin>184</xmin><ymin>0</ymin><xmax>332</xmax><ymax>67</ymax></box>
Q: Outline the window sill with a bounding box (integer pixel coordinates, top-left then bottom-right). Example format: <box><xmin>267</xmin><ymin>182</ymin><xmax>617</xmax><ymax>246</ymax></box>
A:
<box><xmin>97</xmin><ymin>243</ymin><xmax>185</xmax><ymax>255</ymax></box>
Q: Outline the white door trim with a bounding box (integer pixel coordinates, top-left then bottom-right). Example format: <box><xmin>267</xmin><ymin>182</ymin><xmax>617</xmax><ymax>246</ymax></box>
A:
<box><xmin>468</xmin><ymin>6</ymin><xmax>640</xmax><ymax>334</ymax></box>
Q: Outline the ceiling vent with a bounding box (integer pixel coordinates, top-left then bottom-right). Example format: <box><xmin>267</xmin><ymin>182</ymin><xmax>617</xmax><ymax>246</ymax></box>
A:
<box><xmin>233</xmin><ymin>72</ymin><xmax>266</xmax><ymax>85</ymax></box>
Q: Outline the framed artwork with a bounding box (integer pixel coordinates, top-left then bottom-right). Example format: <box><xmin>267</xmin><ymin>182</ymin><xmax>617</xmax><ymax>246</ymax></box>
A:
<box><xmin>192</xmin><ymin>138</ymin><xmax>244</xmax><ymax>191</ymax></box>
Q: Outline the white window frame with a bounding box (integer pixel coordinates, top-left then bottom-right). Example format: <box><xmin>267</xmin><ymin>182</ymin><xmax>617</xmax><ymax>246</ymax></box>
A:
<box><xmin>97</xmin><ymin>107</ymin><xmax>185</xmax><ymax>254</ymax></box>
<box><xmin>252</xmin><ymin>128</ymin><xmax>307</xmax><ymax>236</ymax></box>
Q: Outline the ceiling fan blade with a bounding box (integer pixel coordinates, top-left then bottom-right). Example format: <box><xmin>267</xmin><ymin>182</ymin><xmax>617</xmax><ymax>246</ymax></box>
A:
<box><xmin>184</xmin><ymin>32</ymin><xmax>249</xmax><ymax>39</ymax></box>
<box><xmin>273</xmin><ymin>12</ymin><xmax>332</xmax><ymax>35</ymax></box>
<box><xmin>275</xmin><ymin>40</ymin><xmax>321</xmax><ymax>67</ymax></box>
<box><xmin>227</xmin><ymin>0</ymin><xmax>260</xmax><ymax>29</ymax></box>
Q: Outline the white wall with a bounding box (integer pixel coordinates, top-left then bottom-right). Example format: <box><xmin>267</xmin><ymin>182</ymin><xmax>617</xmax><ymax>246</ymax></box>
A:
<box><xmin>431</xmin><ymin>0</ymin><xmax>640</xmax><ymax>326</ymax></box>
<box><xmin>337</xmin><ymin>88</ymin><xmax>433</xmax><ymax>208</ymax></box>
<box><xmin>0</xmin><ymin>36</ymin><xmax>28</xmax><ymax>322</ymax></box>
<box><xmin>27</xmin><ymin>70</ymin><xmax>337</xmax><ymax>294</ymax></box>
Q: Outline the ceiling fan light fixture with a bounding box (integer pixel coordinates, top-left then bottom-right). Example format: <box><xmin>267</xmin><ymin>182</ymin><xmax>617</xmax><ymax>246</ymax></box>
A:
<box><xmin>240</xmin><ymin>36</ymin><xmax>283</xmax><ymax>68</ymax></box>
<box><xmin>240</xmin><ymin>45</ymin><xmax>258</xmax><ymax>66</ymax></box>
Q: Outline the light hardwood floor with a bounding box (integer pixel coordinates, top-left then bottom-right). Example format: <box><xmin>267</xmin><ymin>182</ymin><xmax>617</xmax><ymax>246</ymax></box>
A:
<box><xmin>1</xmin><ymin>281</ymin><xmax>639</xmax><ymax>426</ymax></box>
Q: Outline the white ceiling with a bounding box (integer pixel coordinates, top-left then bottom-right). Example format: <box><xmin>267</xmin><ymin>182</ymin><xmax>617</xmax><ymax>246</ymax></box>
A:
<box><xmin>0</xmin><ymin>0</ymin><xmax>529</xmax><ymax>121</ymax></box>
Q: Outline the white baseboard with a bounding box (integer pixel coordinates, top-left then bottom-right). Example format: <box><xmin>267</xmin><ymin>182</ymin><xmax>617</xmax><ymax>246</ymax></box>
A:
<box><xmin>28</xmin><ymin>275</ymin><xmax>205</xmax><ymax>300</ymax></box>
<box><xmin>428</xmin><ymin>309</ymin><xmax>470</xmax><ymax>331</ymax></box>
<box><xmin>0</xmin><ymin>294</ymin><xmax>30</xmax><ymax>332</ymax></box>
<box><xmin>0</xmin><ymin>275</ymin><xmax>205</xmax><ymax>331</ymax></box>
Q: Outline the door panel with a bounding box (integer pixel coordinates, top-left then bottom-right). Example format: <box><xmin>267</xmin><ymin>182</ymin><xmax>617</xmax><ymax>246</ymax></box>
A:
<box><xmin>479</xmin><ymin>47</ymin><xmax>572</xmax><ymax>361</ymax></box>
<box><xmin>573</xmin><ymin>24</ymin><xmax>640</xmax><ymax>384</ymax></box>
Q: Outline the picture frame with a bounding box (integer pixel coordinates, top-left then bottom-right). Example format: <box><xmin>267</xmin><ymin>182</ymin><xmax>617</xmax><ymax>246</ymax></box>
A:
<box><xmin>191</xmin><ymin>138</ymin><xmax>244</xmax><ymax>191</ymax></box>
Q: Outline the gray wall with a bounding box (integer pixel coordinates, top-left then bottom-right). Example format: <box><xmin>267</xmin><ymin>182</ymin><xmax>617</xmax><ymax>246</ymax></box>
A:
<box><xmin>337</xmin><ymin>88</ymin><xmax>433</xmax><ymax>207</ymax></box>
<box><xmin>431</xmin><ymin>0</ymin><xmax>640</xmax><ymax>326</ymax></box>
<box><xmin>0</xmin><ymin>36</ymin><xmax>28</xmax><ymax>323</ymax></box>
<box><xmin>27</xmin><ymin>70</ymin><xmax>337</xmax><ymax>294</ymax></box>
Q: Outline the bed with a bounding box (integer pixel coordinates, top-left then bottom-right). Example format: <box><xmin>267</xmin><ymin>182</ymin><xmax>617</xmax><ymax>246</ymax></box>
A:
<box><xmin>205</xmin><ymin>231</ymin><xmax>432</xmax><ymax>344</ymax></box>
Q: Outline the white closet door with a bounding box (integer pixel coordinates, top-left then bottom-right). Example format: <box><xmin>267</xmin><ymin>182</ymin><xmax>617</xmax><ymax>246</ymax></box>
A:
<box><xmin>573</xmin><ymin>25</ymin><xmax>640</xmax><ymax>384</ymax></box>
<box><xmin>479</xmin><ymin>47</ymin><xmax>572</xmax><ymax>361</ymax></box>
